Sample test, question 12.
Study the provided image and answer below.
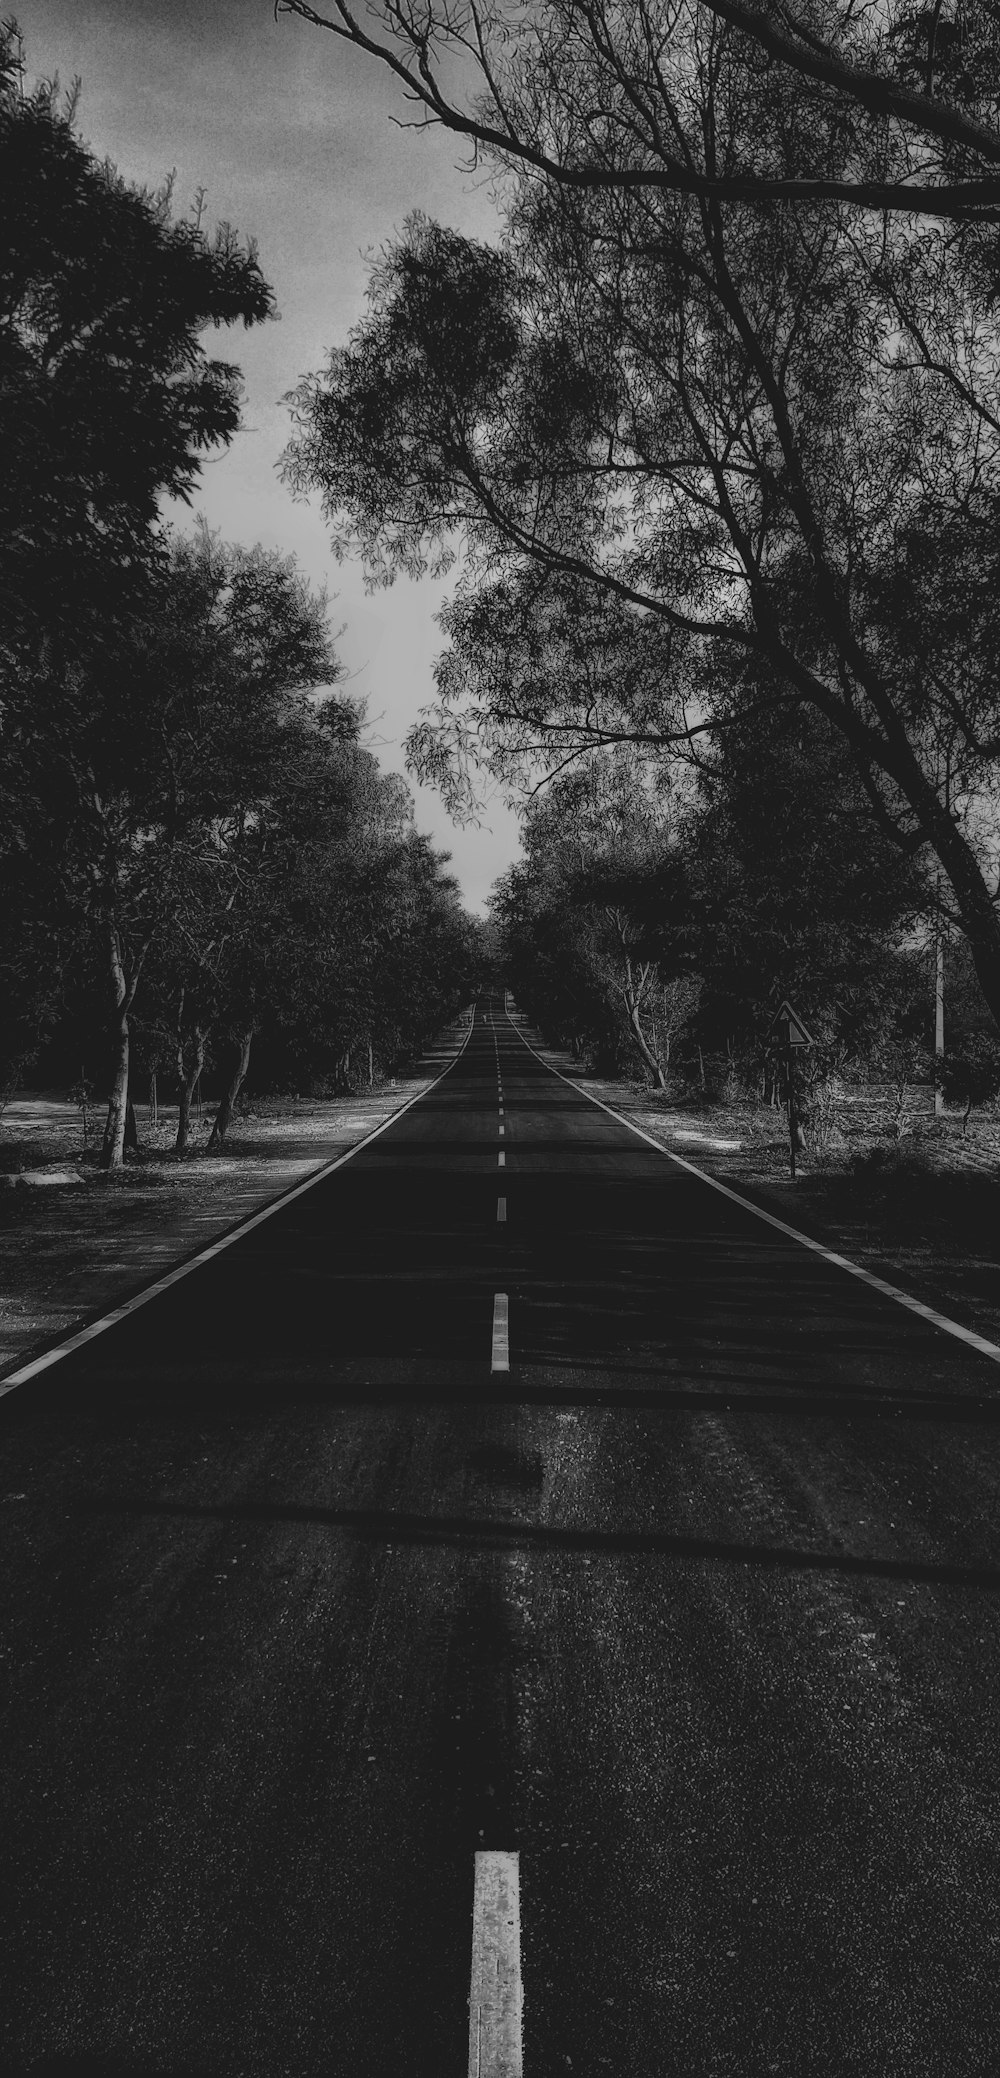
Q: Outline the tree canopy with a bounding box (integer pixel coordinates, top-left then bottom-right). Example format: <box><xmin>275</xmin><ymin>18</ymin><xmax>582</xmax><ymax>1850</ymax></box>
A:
<box><xmin>0</xmin><ymin>18</ymin><xmax>274</xmax><ymax>663</ymax></box>
<box><xmin>279</xmin><ymin>0</ymin><xmax>1000</xmax><ymax>220</ymax></box>
<box><xmin>282</xmin><ymin>0</ymin><xmax>1000</xmax><ymax>1033</ymax></box>
<box><xmin>1</xmin><ymin>24</ymin><xmax>479</xmax><ymax>1159</ymax></box>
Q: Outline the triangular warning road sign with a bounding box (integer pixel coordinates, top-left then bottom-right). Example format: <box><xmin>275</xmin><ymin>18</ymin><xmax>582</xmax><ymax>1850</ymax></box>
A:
<box><xmin>770</xmin><ymin>998</ymin><xmax>814</xmax><ymax>1047</ymax></box>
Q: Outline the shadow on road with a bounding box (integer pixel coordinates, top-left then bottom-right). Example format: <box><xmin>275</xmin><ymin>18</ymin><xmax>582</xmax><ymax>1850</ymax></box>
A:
<box><xmin>73</xmin><ymin>1493</ymin><xmax>1000</xmax><ymax>1589</ymax></box>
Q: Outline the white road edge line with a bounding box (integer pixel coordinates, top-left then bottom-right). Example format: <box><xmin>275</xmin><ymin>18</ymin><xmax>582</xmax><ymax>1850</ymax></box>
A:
<box><xmin>506</xmin><ymin>1010</ymin><xmax>1000</xmax><ymax>1371</ymax></box>
<box><xmin>491</xmin><ymin>1292</ymin><xmax>510</xmax><ymax>1374</ymax></box>
<box><xmin>469</xmin><ymin>1850</ymin><xmax>522</xmax><ymax>2078</ymax></box>
<box><xmin>0</xmin><ymin>1014</ymin><xmax>478</xmax><ymax>1400</ymax></box>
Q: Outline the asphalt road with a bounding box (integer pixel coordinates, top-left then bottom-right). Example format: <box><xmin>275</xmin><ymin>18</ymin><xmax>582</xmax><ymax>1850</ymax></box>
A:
<box><xmin>4</xmin><ymin>995</ymin><xmax>1000</xmax><ymax>2076</ymax></box>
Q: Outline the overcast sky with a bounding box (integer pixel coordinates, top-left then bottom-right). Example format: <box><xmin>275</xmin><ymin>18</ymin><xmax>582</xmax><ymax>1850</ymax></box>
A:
<box><xmin>18</xmin><ymin>0</ymin><xmax>521</xmax><ymax>914</ymax></box>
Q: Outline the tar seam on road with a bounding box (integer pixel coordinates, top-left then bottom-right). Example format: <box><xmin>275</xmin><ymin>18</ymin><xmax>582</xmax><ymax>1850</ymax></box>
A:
<box><xmin>468</xmin><ymin>1851</ymin><xmax>523</xmax><ymax>2078</ymax></box>
<box><xmin>507</xmin><ymin>1011</ymin><xmax>1000</xmax><ymax>1372</ymax></box>
<box><xmin>0</xmin><ymin>1016</ymin><xmax>478</xmax><ymax>1400</ymax></box>
<box><xmin>491</xmin><ymin>1293</ymin><xmax>510</xmax><ymax>1374</ymax></box>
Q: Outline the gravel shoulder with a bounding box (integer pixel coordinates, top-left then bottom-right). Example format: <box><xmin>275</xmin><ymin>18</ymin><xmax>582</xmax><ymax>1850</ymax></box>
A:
<box><xmin>526</xmin><ymin>1034</ymin><xmax>1000</xmax><ymax>1357</ymax></box>
<box><xmin>0</xmin><ymin>1023</ymin><xmax>470</xmax><ymax>1381</ymax></box>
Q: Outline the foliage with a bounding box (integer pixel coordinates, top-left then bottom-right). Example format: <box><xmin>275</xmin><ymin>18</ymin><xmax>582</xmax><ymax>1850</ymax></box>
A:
<box><xmin>0</xmin><ymin>22</ymin><xmax>277</xmax><ymax>1132</ymax></box>
<box><xmin>0</xmin><ymin>19</ymin><xmax>274</xmax><ymax>669</ymax></box>
<box><xmin>0</xmin><ymin>28</ymin><xmax>479</xmax><ymax>1155</ymax></box>
<box><xmin>278</xmin><ymin>0</ymin><xmax>1000</xmax><ymax>221</ymax></box>
<box><xmin>688</xmin><ymin>688</ymin><xmax>931</xmax><ymax>1076</ymax></box>
<box><xmin>492</xmin><ymin>751</ymin><xmax>699</xmax><ymax>1084</ymax></box>
<box><xmin>283</xmin><ymin>1</ymin><xmax>1000</xmax><ymax>1033</ymax></box>
<box><xmin>494</xmin><ymin>711</ymin><xmax>933</xmax><ymax>1095</ymax></box>
<box><xmin>8</xmin><ymin>525</ymin><xmax>478</xmax><ymax>1149</ymax></box>
<box><xmin>938</xmin><ymin>1032</ymin><xmax>1000</xmax><ymax>1128</ymax></box>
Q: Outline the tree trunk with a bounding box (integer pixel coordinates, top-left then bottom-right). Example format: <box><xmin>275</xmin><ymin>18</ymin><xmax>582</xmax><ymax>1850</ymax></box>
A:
<box><xmin>622</xmin><ymin>961</ymin><xmax>667</xmax><ymax>1089</ymax></box>
<box><xmin>207</xmin><ymin>1027</ymin><xmax>253</xmax><ymax>1151</ymax></box>
<box><xmin>101</xmin><ymin>1021</ymin><xmax>130</xmax><ymax>1169</ymax></box>
<box><xmin>100</xmin><ymin>924</ymin><xmax>142</xmax><ymax>1171</ymax></box>
<box><xmin>628</xmin><ymin>999</ymin><xmax>667</xmax><ymax>1089</ymax></box>
<box><xmin>175</xmin><ymin>1027</ymin><xmax>207</xmax><ymax>1156</ymax></box>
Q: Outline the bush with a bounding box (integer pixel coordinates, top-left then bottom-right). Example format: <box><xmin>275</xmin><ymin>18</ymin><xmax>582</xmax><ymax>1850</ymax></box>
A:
<box><xmin>938</xmin><ymin>1035</ymin><xmax>1000</xmax><ymax>1131</ymax></box>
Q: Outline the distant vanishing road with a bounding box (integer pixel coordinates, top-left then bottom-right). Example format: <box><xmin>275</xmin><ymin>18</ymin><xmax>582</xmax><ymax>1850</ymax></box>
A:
<box><xmin>4</xmin><ymin>995</ymin><xmax>1000</xmax><ymax>2075</ymax></box>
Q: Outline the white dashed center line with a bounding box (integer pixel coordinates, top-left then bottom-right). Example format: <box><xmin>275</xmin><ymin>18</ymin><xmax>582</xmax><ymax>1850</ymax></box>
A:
<box><xmin>497</xmin><ymin>1197</ymin><xmax>507</xmax><ymax>1224</ymax></box>
<box><xmin>498</xmin><ymin>1151</ymin><xmax>506</xmax><ymax>1169</ymax></box>
<box><xmin>491</xmin><ymin>1292</ymin><xmax>510</xmax><ymax>1373</ymax></box>
<box><xmin>468</xmin><ymin>1851</ymin><xmax>523</xmax><ymax>2078</ymax></box>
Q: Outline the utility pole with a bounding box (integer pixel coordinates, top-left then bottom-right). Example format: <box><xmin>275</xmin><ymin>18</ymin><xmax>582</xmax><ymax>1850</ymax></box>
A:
<box><xmin>770</xmin><ymin>1000</ymin><xmax>814</xmax><ymax>1179</ymax></box>
<box><xmin>934</xmin><ymin>920</ymin><xmax>945</xmax><ymax>1114</ymax></box>
<box><xmin>934</xmin><ymin>749</ymin><xmax>950</xmax><ymax>1115</ymax></box>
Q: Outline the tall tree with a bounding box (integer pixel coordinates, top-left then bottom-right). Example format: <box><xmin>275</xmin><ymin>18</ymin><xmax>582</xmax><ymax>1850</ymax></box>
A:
<box><xmin>0</xmin><ymin>20</ymin><xmax>274</xmax><ymax>665</ymax></box>
<box><xmin>688</xmin><ymin>686</ymin><xmax>930</xmax><ymax>1070</ymax></box>
<box><xmin>493</xmin><ymin>753</ymin><xmax>696</xmax><ymax>1083</ymax></box>
<box><xmin>282</xmin><ymin>5</ymin><xmax>1000</xmax><ymax>1032</ymax></box>
<box><xmin>0</xmin><ymin>22</ymin><xmax>276</xmax><ymax>1128</ymax></box>
<box><xmin>4</xmin><ymin>528</ymin><xmax>339</xmax><ymax>1167</ymax></box>
<box><xmin>278</xmin><ymin>0</ymin><xmax>1000</xmax><ymax>220</ymax></box>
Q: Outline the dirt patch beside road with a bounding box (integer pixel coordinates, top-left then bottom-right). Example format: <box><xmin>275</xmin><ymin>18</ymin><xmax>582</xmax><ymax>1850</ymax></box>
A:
<box><xmin>0</xmin><ymin>1024</ymin><xmax>469</xmax><ymax>1382</ymax></box>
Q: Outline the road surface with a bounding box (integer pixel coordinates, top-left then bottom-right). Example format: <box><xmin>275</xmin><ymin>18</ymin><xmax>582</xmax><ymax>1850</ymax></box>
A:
<box><xmin>3</xmin><ymin>996</ymin><xmax>1000</xmax><ymax>2075</ymax></box>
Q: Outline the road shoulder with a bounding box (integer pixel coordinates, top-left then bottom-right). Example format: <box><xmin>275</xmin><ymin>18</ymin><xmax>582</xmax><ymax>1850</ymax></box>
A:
<box><xmin>516</xmin><ymin>1027</ymin><xmax>1000</xmax><ymax>1355</ymax></box>
<box><xmin>0</xmin><ymin>1024</ymin><xmax>469</xmax><ymax>1382</ymax></box>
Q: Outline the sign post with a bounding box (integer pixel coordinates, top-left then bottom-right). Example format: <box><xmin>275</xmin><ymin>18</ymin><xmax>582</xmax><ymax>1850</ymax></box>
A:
<box><xmin>769</xmin><ymin>1000</ymin><xmax>815</xmax><ymax>1180</ymax></box>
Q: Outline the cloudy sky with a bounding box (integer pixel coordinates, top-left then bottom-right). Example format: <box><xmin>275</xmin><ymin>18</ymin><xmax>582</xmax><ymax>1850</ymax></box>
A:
<box><xmin>18</xmin><ymin>0</ymin><xmax>521</xmax><ymax>913</ymax></box>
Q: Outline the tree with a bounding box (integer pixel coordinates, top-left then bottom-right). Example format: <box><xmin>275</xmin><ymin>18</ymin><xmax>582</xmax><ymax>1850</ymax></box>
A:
<box><xmin>3</xmin><ymin>528</ymin><xmax>340</xmax><ymax>1166</ymax></box>
<box><xmin>101</xmin><ymin>533</ymin><xmax>340</xmax><ymax>1165</ymax></box>
<box><xmin>0</xmin><ymin>21</ymin><xmax>274</xmax><ymax>667</ymax></box>
<box><xmin>939</xmin><ymin>1032</ymin><xmax>1000</xmax><ymax>1131</ymax></box>
<box><xmin>492</xmin><ymin>752</ymin><xmax>697</xmax><ymax>1085</ymax></box>
<box><xmin>278</xmin><ymin>0</ymin><xmax>1000</xmax><ymax>220</ymax></box>
<box><xmin>0</xmin><ymin>23</ymin><xmax>277</xmax><ymax>1137</ymax></box>
<box><xmin>687</xmin><ymin>683</ymin><xmax>930</xmax><ymax>1078</ymax></box>
<box><xmin>282</xmin><ymin>5</ymin><xmax>1000</xmax><ymax>1036</ymax></box>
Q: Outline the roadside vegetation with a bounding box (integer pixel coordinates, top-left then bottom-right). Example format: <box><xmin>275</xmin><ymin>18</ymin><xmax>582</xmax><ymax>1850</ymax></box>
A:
<box><xmin>277</xmin><ymin>0</ymin><xmax>1000</xmax><ymax>1311</ymax></box>
<box><xmin>0</xmin><ymin>22</ymin><xmax>481</xmax><ymax>1178</ymax></box>
<box><xmin>11</xmin><ymin>0</ymin><xmax>1000</xmax><ymax>1339</ymax></box>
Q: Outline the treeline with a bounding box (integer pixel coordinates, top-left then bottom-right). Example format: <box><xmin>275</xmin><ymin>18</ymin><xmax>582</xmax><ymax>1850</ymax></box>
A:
<box><xmin>0</xmin><ymin>26</ymin><xmax>478</xmax><ymax>1164</ymax></box>
<box><xmin>279</xmin><ymin>0</ymin><xmax>1000</xmax><ymax>1091</ymax></box>
<box><xmin>492</xmin><ymin>715</ymin><xmax>996</xmax><ymax>1107</ymax></box>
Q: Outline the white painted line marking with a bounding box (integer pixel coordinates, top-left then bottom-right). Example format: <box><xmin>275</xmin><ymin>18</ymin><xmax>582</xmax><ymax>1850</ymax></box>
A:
<box><xmin>491</xmin><ymin>1292</ymin><xmax>510</xmax><ymax>1374</ymax></box>
<box><xmin>498</xmin><ymin>1123</ymin><xmax>505</xmax><ymax>1137</ymax></box>
<box><xmin>497</xmin><ymin>1198</ymin><xmax>507</xmax><ymax>1224</ymax></box>
<box><xmin>498</xmin><ymin>1151</ymin><xmax>506</xmax><ymax>1169</ymax></box>
<box><xmin>506</xmin><ymin>1010</ymin><xmax>1000</xmax><ymax>1371</ymax></box>
<box><xmin>469</xmin><ymin>1851</ymin><xmax>522</xmax><ymax>2078</ymax></box>
<box><xmin>0</xmin><ymin>1020</ymin><xmax>479</xmax><ymax>1399</ymax></box>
